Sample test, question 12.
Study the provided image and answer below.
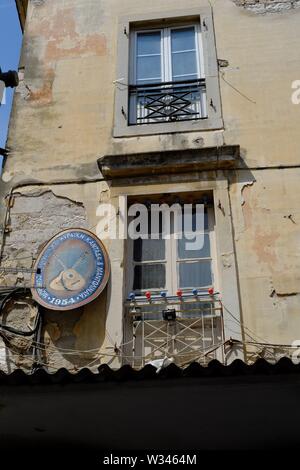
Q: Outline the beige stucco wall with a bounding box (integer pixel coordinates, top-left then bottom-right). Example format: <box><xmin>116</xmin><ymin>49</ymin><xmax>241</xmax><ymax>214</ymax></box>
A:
<box><xmin>1</xmin><ymin>0</ymin><xmax>300</xmax><ymax>370</ymax></box>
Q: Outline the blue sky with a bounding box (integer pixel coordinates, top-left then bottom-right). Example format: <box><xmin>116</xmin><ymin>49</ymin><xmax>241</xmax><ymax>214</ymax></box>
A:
<box><xmin>0</xmin><ymin>0</ymin><xmax>22</xmax><ymax>162</ymax></box>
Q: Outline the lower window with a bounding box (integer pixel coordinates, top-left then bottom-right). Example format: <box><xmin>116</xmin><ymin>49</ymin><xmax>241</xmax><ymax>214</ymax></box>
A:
<box><xmin>127</xmin><ymin>193</ymin><xmax>218</xmax><ymax>297</ymax></box>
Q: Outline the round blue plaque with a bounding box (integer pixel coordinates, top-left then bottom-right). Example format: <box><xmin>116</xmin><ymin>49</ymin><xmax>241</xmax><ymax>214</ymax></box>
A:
<box><xmin>31</xmin><ymin>229</ymin><xmax>110</xmax><ymax>311</ymax></box>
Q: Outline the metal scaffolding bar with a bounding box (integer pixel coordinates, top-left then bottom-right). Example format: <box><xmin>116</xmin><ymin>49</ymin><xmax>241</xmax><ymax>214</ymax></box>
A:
<box><xmin>124</xmin><ymin>295</ymin><xmax>224</xmax><ymax>368</ymax></box>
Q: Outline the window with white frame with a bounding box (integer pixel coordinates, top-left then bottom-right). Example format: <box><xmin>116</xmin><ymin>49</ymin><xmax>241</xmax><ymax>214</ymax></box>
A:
<box><xmin>129</xmin><ymin>23</ymin><xmax>207</xmax><ymax>125</ymax></box>
<box><xmin>114</xmin><ymin>10</ymin><xmax>222</xmax><ymax>137</ymax></box>
<box><xmin>127</xmin><ymin>198</ymin><xmax>218</xmax><ymax>297</ymax></box>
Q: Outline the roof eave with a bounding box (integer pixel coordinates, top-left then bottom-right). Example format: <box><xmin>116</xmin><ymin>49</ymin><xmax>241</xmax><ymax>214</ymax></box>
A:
<box><xmin>15</xmin><ymin>0</ymin><xmax>28</xmax><ymax>33</ymax></box>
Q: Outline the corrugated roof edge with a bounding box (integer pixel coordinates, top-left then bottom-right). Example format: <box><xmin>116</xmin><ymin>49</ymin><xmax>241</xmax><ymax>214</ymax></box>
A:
<box><xmin>1</xmin><ymin>358</ymin><xmax>300</xmax><ymax>385</ymax></box>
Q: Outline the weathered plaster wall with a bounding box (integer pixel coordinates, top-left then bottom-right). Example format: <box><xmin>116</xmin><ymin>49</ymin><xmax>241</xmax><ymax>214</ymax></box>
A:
<box><xmin>1</xmin><ymin>0</ymin><xmax>300</xmax><ymax>369</ymax></box>
<box><xmin>3</xmin><ymin>0</ymin><xmax>300</xmax><ymax>186</ymax></box>
<box><xmin>230</xmin><ymin>168</ymin><xmax>300</xmax><ymax>346</ymax></box>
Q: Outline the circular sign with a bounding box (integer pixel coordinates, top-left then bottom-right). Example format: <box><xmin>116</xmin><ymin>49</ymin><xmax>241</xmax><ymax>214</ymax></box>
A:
<box><xmin>31</xmin><ymin>229</ymin><xmax>110</xmax><ymax>311</ymax></box>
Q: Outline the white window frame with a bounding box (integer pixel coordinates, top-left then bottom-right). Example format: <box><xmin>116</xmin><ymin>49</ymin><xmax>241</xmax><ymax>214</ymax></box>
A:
<box><xmin>131</xmin><ymin>24</ymin><xmax>206</xmax><ymax>83</ymax></box>
<box><xmin>131</xmin><ymin>28</ymin><xmax>164</xmax><ymax>85</ymax></box>
<box><xmin>127</xmin><ymin>206</ymin><xmax>219</xmax><ymax>297</ymax></box>
<box><xmin>129</xmin><ymin>23</ymin><xmax>207</xmax><ymax>125</ymax></box>
<box><xmin>172</xmin><ymin>207</ymin><xmax>218</xmax><ymax>294</ymax></box>
<box><xmin>114</xmin><ymin>8</ymin><xmax>223</xmax><ymax>137</ymax></box>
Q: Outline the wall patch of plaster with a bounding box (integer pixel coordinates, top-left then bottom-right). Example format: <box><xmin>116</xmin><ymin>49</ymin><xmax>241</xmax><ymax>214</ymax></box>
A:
<box><xmin>272</xmin><ymin>272</ymin><xmax>300</xmax><ymax>297</ymax></box>
<box><xmin>221</xmin><ymin>252</ymin><xmax>234</xmax><ymax>269</ymax></box>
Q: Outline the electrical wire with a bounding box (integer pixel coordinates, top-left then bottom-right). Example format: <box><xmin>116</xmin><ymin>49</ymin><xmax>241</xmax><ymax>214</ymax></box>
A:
<box><xmin>1</xmin><ymin>327</ymin><xmax>295</xmax><ymax>370</ymax></box>
<box><xmin>0</xmin><ymin>282</ymin><xmax>294</xmax><ymax>368</ymax></box>
<box><xmin>220</xmin><ymin>300</ymin><xmax>271</xmax><ymax>345</ymax></box>
<box><xmin>230</xmin><ymin>338</ymin><xmax>300</xmax><ymax>350</ymax></box>
<box><xmin>220</xmin><ymin>70</ymin><xmax>256</xmax><ymax>104</ymax></box>
<box><xmin>0</xmin><ymin>326</ymin><xmax>226</xmax><ymax>360</ymax></box>
<box><xmin>0</xmin><ymin>288</ymin><xmax>40</xmax><ymax>337</ymax></box>
<box><xmin>0</xmin><ymin>292</ymin><xmax>293</xmax><ymax>361</ymax></box>
<box><xmin>0</xmin><ymin>299</ymin><xmax>285</xmax><ymax>358</ymax></box>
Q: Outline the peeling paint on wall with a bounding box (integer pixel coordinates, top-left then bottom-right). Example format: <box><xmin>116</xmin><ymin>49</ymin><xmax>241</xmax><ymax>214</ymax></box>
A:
<box><xmin>31</xmin><ymin>6</ymin><xmax>107</xmax><ymax>62</ymax></box>
<box><xmin>25</xmin><ymin>68</ymin><xmax>55</xmax><ymax>105</ymax></box>
<box><xmin>272</xmin><ymin>273</ymin><xmax>300</xmax><ymax>296</ymax></box>
<box><xmin>241</xmin><ymin>181</ymin><xmax>255</xmax><ymax>206</ymax></box>
<box><xmin>240</xmin><ymin>179</ymin><xmax>281</xmax><ymax>266</ymax></box>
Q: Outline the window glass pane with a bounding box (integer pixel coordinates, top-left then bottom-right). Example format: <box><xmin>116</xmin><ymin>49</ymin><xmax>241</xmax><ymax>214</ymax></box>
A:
<box><xmin>134</xmin><ymin>239</ymin><xmax>165</xmax><ymax>262</ymax></box>
<box><xmin>179</xmin><ymin>261</ymin><xmax>212</xmax><ymax>288</ymax></box>
<box><xmin>173</xmin><ymin>74</ymin><xmax>198</xmax><ymax>82</ymax></box>
<box><xmin>137</xmin><ymin>31</ymin><xmax>161</xmax><ymax>55</ymax></box>
<box><xmin>139</xmin><ymin>303</ymin><xmax>162</xmax><ymax>320</ymax></box>
<box><xmin>133</xmin><ymin>264</ymin><xmax>166</xmax><ymax>290</ymax></box>
<box><xmin>178</xmin><ymin>233</ymin><xmax>211</xmax><ymax>260</ymax></box>
<box><xmin>137</xmin><ymin>56</ymin><xmax>161</xmax><ymax>82</ymax></box>
<box><xmin>171</xmin><ymin>27</ymin><xmax>196</xmax><ymax>52</ymax></box>
<box><xmin>172</xmin><ymin>51</ymin><xmax>197</xmax><ymax>79</ymax></box>
<box><xmin>180</xmin><ymin>301</ymin><xmax>214</xmax><ymax>319</ymax></box>
<box><xmin>181</xmin><ymin>210</ymin><xmax>209</xmax><ymax>232</ymax></box>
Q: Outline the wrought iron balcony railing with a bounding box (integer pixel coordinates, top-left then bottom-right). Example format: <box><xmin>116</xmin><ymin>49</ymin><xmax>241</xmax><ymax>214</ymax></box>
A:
<box><xmin>123</xmin><ymin>294</ymin><xmax>225</xmax><ymax>369</ymax></box>
<box><xmin>129</xmin><ymin>79</ymin><xmax>207</xmax><ymax>125</ymax></box>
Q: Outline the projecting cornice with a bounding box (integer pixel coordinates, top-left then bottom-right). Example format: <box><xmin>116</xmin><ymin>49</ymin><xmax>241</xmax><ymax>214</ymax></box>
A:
<box><xmin>98</xmin><ymin>145</ymin><xmax>240</xmax><ymax>179</ymax></box>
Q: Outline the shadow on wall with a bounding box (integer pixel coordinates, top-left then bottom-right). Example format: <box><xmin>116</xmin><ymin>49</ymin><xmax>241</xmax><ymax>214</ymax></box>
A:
<box><xmin>41</xmin><ymin>288</ymin><xmax>109</xmax><ymax>371</ymax></box>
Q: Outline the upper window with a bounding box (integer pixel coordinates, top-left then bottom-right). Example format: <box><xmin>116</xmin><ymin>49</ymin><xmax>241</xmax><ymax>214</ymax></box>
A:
<box><xmin>129</xmin><ymin>25</ymin><xmax>207</xmax><ymax>125</ymax></box>
<box><xmin>114</xmin><ymin>9</ymin><xmax>223</xmax><ymax>137</ymax></box>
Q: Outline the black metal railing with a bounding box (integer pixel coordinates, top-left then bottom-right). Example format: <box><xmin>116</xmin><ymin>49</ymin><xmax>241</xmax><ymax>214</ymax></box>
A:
<box><xmin>129</xmin><ymin>78</ymin><xmax>207</xmax><ymax>125</ymax></box>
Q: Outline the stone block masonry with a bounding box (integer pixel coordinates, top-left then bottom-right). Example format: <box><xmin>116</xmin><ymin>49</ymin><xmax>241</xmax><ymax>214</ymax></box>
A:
<box><xmin>233</xmin><ymin>0</ymin><xmax>300</xmax><ymax>14</ymax></box>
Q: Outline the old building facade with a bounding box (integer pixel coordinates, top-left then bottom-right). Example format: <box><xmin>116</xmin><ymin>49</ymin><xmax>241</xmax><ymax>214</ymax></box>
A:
<box><xmin>0</xmin><ymin>0</ymin><xmax>300</xmax><ymax>372</ymax></box>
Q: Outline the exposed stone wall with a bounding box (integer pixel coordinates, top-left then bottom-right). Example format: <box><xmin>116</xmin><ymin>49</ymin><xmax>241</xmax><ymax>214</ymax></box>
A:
<box><xmin>1</xmin><ymin>190</ymin><xmax>87</xmax><ymax>279</ymax></box>
<box><xmin>0</xmin><ymin>185</ymin><xmax>112</xmax><ymax>372</ymax></box>
<box><xmin>0</xmin><ymin>293</ymin><xmax>38</xmax><ymax>373</ymax></box>
<box><xmin>233</xmin><ymin>0</ymin><xmax>300</xmax><ymax>14</ymax></box>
